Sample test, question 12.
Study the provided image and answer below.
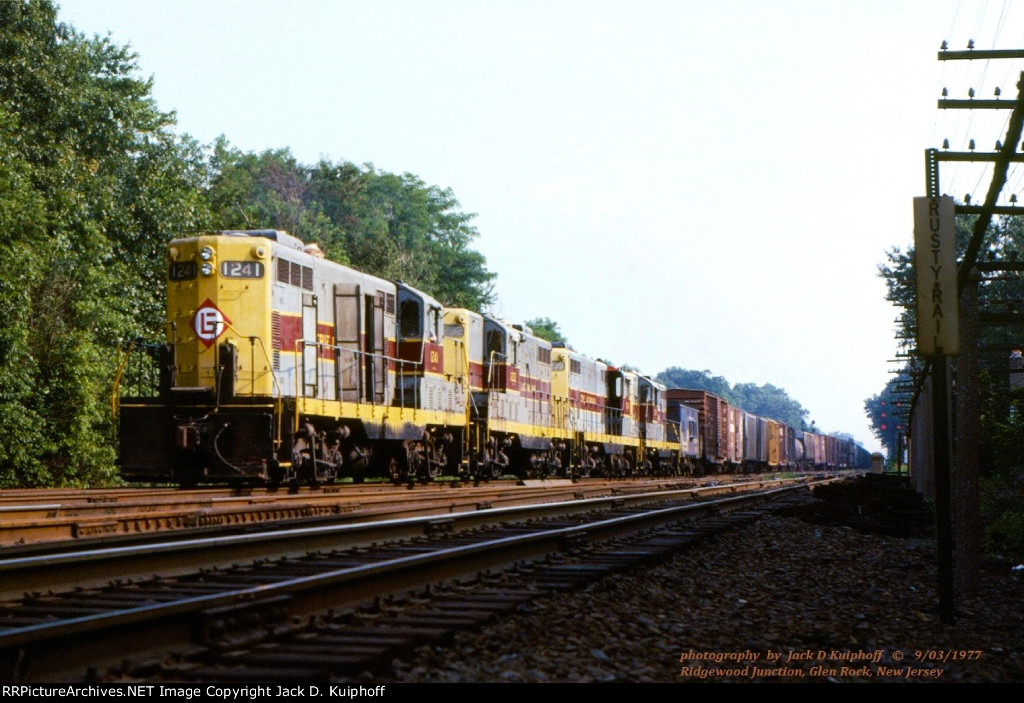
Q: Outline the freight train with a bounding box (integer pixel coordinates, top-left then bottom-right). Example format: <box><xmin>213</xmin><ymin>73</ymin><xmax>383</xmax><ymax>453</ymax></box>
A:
<box><xmin>115</xmin><ymin>230</ymin><xmax>868</xmax><ymax>486</ymax></box>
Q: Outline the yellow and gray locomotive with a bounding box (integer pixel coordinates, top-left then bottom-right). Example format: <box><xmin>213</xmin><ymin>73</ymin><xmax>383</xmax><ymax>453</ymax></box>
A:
<box><xmin>118</xmin><ymin>230</ymin><xmax>468</xmax><ymax>485</ymax></box>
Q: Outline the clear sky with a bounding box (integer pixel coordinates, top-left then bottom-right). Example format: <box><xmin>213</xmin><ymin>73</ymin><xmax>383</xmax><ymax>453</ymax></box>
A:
<box><xmin>55</xmin><ymin>0</ymin><xmax>1024</xmax><ymax>452</ymax></box>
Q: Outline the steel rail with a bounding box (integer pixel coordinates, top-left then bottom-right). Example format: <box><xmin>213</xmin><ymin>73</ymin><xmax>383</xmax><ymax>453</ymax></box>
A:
<box><xmin>0</xmin><ymin>476</ymin><xmax>829</xmax><ymax>599</ymax></box>
<box><xmin>0</xmin><ymin>479</ymin><xmax>831</xmax><ymax>681</ymax></box>
<box><xmin>0</xmin><ymin>477</ymin><xmax>729</xmax><ymax>547</ymax></box>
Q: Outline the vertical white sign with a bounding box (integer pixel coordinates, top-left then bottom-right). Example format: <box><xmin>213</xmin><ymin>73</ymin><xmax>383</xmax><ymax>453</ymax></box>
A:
<box><xmin>913</xmin><ymin>196</ymin><xmax>959</xmax><ymax>356</ymax></box>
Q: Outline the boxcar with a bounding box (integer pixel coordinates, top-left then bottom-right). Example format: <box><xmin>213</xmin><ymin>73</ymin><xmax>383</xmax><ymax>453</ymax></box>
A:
<box><xmin>666</xmin><ymin>389</ymin><xmax>730</xmax><ymax>471</ymax></box>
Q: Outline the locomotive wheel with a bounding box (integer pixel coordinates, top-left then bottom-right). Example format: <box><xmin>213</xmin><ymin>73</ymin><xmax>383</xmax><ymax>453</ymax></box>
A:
<box><xmin>521</xmin><ymin>450</ymin><xmax>542</xmax><ymax>480</ymax></box>
<box><xmin>423</xmin><ymin>442</ymin><xmax>440</xmax><ymax>481</ymax></box>
<box><xmin>622</xmin><ymin>455</ymin><xmax>634</xmax><ymax>477</ymax></box>
<box><xmin>345</xmin><ymin>444</ymin><xmax>371</xmax><ymax>483</ymax></box>
<box><xmin>387</xmin><ymin>451</ymin><xmax>406</xmax><ymax>484</ymax></box>
<box><xmin>609</xmin><ymin>455</ymin><xmax>622</xmax><ymax>477</ymax></box>
<box><xmin>481</xmin><ymin>437</ymin><xmax>506</xmax><ymax>479</ymax></box>
<box><xmin>405</xmin><ymin>441</ymin><xmax>432</xmax><ymax>482</ymax></box>
<box><xmin>291</xmin><ymin>423</ymin><xmax>319</xmax><ymax>485</ymax></box>
<box><xmin>546</xmin><ymin>451</ymin><xmax>561</xmax><ymax>478</ymax></box>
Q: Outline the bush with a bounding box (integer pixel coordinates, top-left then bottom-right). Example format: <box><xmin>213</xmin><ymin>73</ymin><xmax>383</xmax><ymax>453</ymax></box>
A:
<box><xmin>980</xmin><ymin>466</ymin><xmax>1024</xmax><ymax>561</ymax></box>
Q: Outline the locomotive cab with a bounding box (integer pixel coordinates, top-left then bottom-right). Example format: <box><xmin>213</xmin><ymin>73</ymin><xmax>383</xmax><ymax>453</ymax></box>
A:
<box><xmin>395</xmin><ymin>284</ymin><xmax>446</xmax><ymax>409</ymax></box>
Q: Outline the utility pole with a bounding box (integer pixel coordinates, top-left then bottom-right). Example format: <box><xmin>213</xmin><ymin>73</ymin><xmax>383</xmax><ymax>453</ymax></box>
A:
<box><xmin>914</xmin><ymin>43</ymin><xmax>1024</xmax><ymax>620</ymax></box>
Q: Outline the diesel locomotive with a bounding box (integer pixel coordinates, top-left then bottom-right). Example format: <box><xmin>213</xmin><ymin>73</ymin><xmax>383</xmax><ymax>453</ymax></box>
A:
<box><xmin>115</xmin><ymin>229</ymin><xmax>864</xmax><ymax>485</ymax></box>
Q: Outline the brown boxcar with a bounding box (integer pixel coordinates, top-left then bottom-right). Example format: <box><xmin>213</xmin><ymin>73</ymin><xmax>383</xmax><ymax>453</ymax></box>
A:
<box><xmin>666</xmin><ymin>389</ymin><xmax>731</xmax><ymax>471</ymax></box>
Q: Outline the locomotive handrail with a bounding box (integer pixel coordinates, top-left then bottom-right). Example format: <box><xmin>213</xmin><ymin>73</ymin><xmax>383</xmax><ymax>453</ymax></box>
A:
<box><xmin>165</xmin><ymin>319</ymin><xmax>179</xmax><ymax>390</ymax></box>
<box><xmin>551</xmin><ymin>393</ymin><xmax>572</xmax><ymax>432</ymax></box>
<box><xmin>665</xmin><ymin>418</ymin><xmax>681</xmax><ymax>444</ymax></box>
<box><xmin>247</xmin><ymin>333</ymin><xmax>285</xmax><ymax>451</ymax></box>
<box><xmin>568</xmin><ymin>393</ymin><xmax>600</xmax><ymax>435</ymax></box>
<box><xmin>522</xmin><ymin>361</ymin><xmax>539</xmax><ymax>426</ymax></box>
<box><xmin>110</xmin><ymin>340</ymin><xmax>135</xmax><ymax>416</ymax></box>
<box><xmin>444</xmin><ymin>336</ymin><xmax>473</xmax><ymax>465</ymax></box>
<box><xmin>205</xmin><ymin>318</ymin><xmax>283</xmax><ymax>401</ymax></box>
<box><xmin>485</xmin><ymin>350</ymin><xmax>507</xmax><ymax>388</ymax></box>
<box><xmin>111</xmin><ymin>338</ymin><xmax>162</xmax><ymax>403</ymax></box>
<box><xmin>248</xmin><ymin>334</ymin><xmax>283</xmax><ymax>400</ymax></box>
<box><xmin>605</xmin><ymin>404</ymin><xmax>624</xmax><ymax>437</ymax></box>
<box><xmin>294</xmin><ymin>339</ymin><xmax>423</xmax><ymax>405</ymax></box>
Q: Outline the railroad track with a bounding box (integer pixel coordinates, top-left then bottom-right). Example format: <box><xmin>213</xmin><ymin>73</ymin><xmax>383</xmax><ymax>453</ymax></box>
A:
<box><xmin>0</xmin><ymin>474</ymin><xmax>848</xmax><ymax>682</ymax></box>
<box><xmin>0</xmin><ymin>475</ymin><xmax>803</xmax><ymax>551</ymax></box>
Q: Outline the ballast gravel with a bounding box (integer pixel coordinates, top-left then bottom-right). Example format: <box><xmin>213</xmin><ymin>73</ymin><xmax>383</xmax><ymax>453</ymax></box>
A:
<box><xmin>386</xmin><ymin>513</ymin><xmax>1024</xmax><ymax>683</ymax></box>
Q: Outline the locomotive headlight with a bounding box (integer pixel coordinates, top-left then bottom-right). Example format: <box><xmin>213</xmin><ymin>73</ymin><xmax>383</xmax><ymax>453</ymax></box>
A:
<box><xmin>199</xmin><ymin>246</ymin><xmax>215</xmax><ymax>261</ymax></box>
<box><xmin>200</xmin><ymin>262</ymin><xmax>214</xmax><ymax>276</ymax></box>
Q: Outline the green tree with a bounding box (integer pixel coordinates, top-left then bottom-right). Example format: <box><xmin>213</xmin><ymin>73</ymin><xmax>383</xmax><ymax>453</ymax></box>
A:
<box><xmin>0</xmin><ymin>106</ymin><xmax>51</xmax><ymax>484</ymax></box>
<box><xmin>207</xmin><ymin>146</ymin><xmax>496</xmax><ymax>309</ymax></box>
<box><xmin>655</xmin><ymin>367</ymin><xmax>810</xmax><ymax>428</ymax></box>
<box><xmin>655</xmin><ymin>367</ymin><xmax>735</xmax><ymax>403</ymax></box>
<box><xmin>731</xmin><ymin>382</ymin><xmax>808</xmax><ymax>429</ymax></box>
<box><xmin>207</xmin><ymin>140</ymin><xmax>343</xmax><ymax>257</ymax></box>
<box><xmin>524</xmin><ymin>317</ymin><xmax>566</xmax><ymax>343</ymax></box>
<box><xmin>863</xmin><ymin>376</ymin><xmax>909</xmax><ymax>460</ymax></box>
<box><xmin>0</xmin><ymin>1</ymin><xmax>210</xmax><ymax>486</ymax></box>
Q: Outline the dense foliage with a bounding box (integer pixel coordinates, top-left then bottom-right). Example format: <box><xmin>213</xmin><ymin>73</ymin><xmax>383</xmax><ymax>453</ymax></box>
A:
<box><xmin>207</xmin><ymin>141</ymin><xmax>496</xmax><ymax>310</ymax></box>
<box><xmin>0</xmin><ymin>2</ymin><xmax>495</xmax><ymax>487</ymax></box>
<box><xmin>655</xmin><ymin>367</ymin><xmax>812</xmax><ymax>431</ymax></box>
<box><xmin>0</xmin><ymin>1</ymin><xmax>212</xmax><ymax>487</ymax></box>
